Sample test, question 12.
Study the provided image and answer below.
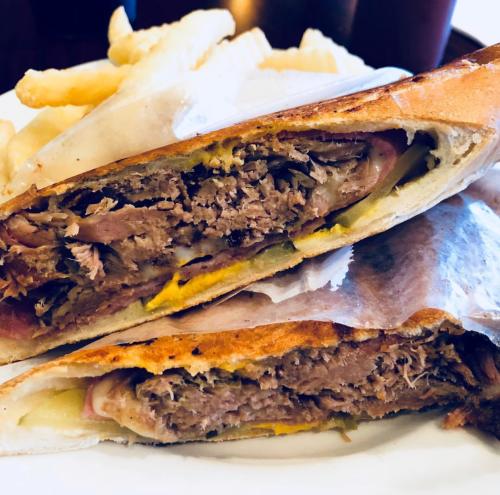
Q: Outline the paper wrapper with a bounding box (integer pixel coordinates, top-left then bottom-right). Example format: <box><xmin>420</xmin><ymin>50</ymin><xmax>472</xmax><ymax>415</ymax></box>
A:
<box><xmin>87</xmin><ymin>174</ymin><xmax>500</xmax><ymax>350</ymax></box>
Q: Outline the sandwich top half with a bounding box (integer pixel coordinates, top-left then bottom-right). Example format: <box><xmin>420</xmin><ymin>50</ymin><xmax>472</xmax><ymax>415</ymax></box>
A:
<box><xmin>0</xmin><ymin>44</ymin><xmax>499</xmax><ymax>363</ymax></box>
<box><xmin>0</xmin><ymin>309</ymin><xmax>498</xmax><ymax>455</ymax></box>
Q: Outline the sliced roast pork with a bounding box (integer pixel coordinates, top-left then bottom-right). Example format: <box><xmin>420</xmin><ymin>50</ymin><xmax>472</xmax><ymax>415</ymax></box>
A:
<box><xmin>0</xmin><ymin>130</ymin><xmax>420</xmax><ymax>341</ymax></box>
<box><xmin>85</xmin><ymin>323</ymin><xmax>499</xmax><ymax>442</ymax></box>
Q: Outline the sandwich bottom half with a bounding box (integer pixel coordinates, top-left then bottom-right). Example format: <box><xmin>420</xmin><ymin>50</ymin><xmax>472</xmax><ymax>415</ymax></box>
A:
<box><xmin>83</xmin><ymin>320</ymin><xmax>500</xmax><ymax>443</ymax></box>
<box><xmin>1</xmin><ymin>310</ymin><xmax>497</xmax><ymax>454</ymax></box>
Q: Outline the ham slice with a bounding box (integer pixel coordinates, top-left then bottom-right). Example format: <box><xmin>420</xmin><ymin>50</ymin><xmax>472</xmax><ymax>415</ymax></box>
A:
<box><xmin>0</xmin><ymin>301</ymin><xmax>39</xmax><ymax>340</ymax></box>
<box><xmin>76</xmin><ymin>208</ymin><xmax>167</xmax><ymax>244</ymax></box>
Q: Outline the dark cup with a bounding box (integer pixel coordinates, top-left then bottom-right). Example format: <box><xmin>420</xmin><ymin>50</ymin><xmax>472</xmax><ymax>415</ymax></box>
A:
<box><xmin>349</xmin><ymin>0</ymin><xmax>457</xmax><ymax>73</ymax></box>
<box><xmin>29</xmin><ymin>0</ymin><xmax>136</xmax><ymax>39</ymax></box>
<box><xmin>134</xmin><ymin>0</ymin><xmax>358</xmax><ymax>48</ymax></box>
<box><xmin>225</xmin><ymin>0</ymin><xmax>359</xmax><ymax>48</ymax></box>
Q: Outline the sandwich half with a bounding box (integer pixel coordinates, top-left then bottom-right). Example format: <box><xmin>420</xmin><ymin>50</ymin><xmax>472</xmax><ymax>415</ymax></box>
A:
<box><xmin>0</xmin><ymin>309</ymin><xmax>498</xmax><ymax>455</ymax></box>
<box><xmin>0</xmin><ymin>44</ymin><xmax>499</xmax><ymax>363</ymax></box>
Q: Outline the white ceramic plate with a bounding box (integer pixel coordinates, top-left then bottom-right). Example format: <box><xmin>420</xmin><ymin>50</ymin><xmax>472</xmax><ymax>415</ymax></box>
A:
<box><xmin>0</xmin><ymin>85</ymin><xmax>499</xmax><ymax>495</ymax></box>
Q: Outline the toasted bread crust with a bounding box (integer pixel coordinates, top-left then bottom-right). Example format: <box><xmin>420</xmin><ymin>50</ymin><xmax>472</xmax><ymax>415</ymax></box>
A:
<box><xmin>0</xmin><ymin>308</ymin><xmax>461</xmax><ymax>398</ymax></box>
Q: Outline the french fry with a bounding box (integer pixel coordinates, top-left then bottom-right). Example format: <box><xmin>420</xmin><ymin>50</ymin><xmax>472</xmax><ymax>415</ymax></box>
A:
<box><xmin>198</xmin><ymin>28</ymin><xmax>271</xmax><ymax>74</ymax></box>
<box><xmin>5</xmin><ymin>106</ymin><xmax>90</xmax><ymax>178</ymax></box>
<box><xmin>108</xmin><ymin>6</ymin><xmax>133</xmax><ymax>45</ymax></box>
<box><xmin>0</xmin><ymin>120</ymin><xmax>15</xmax><ymax>183</ymax></box>
<box><xmin>108</xmin><ymin>25</ymin><xmax>171</xmax><ymax>65</ymax></box>
<box><xmin>121</xmin><ymin>9</ymin><xmax>235</xmax><ymax>90</ymax></box>
<box><xmin>260</xmin><ymin>47</ymin><xmax>338</xmax><ymax>73</ymax></box>
<box><xmin>15</xmin><ymin>64</ymin><xmax>131</xmax><ymax>108</ymax></box>
<box><xmin>300</xmin><ymin>28</ymin><xmax>371</xmax><ymax>75</ymax></box>
<box><xmin>299</xmin><ymin>28</ymin><xmax>332</xmax><ymax>51</ymax></box>
<box><xmin>262</xmin><ymin>29</ymin><xmax>371</xmax><ymax>75</ymax></box>
<box><xmin>16</xmin><ymin>11</ymin><xmax>234</xmax><ymax>108</ymax></box>
<box><xmin>262</xmin><ymin>27</ymin><xmax>339</xmax><ymax>73</ymax></box>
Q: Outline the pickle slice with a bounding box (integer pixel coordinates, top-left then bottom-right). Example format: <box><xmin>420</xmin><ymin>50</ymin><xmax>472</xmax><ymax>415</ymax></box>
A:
<box><xmin>334</xmin><ymin>143</ymin><xmax>430</xmax><ymax>228</ymax></box>
<box><xmin>20</xmin><ymin>389</ymin><xmax>87</xmax><ymax>428</ymax></box>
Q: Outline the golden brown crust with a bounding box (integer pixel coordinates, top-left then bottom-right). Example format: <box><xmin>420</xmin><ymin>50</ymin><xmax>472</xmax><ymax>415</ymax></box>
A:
<box><xmin>0</xmin><ymin>308</ymin><xmax>462</xmax><ymax>402</ymax></box>
<box><xmin>1</xmin><ymin>44</ymin><xmax>499</xmax><ymax>218</ymax></box>
<box><xmin>59</xmin><ymin>308</ymin><xmax>461</xmax><ymax>374</ymax></box>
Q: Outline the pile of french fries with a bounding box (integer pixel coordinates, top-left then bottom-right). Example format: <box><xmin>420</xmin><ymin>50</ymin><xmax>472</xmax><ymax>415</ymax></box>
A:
<box><xmin>0</xmin><ymin>7</ymin><xmax>370</xmax><ymax>193</ymax></box>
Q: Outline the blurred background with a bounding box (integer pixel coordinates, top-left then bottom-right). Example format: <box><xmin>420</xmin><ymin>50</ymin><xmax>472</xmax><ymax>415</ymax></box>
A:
<box><xmin>0</xmin><ymin>0</ymin><xmax>487</xmax><ymax>94</ymax></box>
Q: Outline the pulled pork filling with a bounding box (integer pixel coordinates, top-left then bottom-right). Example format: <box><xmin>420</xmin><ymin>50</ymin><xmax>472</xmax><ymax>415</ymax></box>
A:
<box><xmin>0</xmin><ymin>129</ymin><xmax>419</xmax><ymax>339</ymax></box>
<box><xmin>85</xmin><ymin>328</ymin><xmax>500</xmax><ymax>442</ymax></box>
